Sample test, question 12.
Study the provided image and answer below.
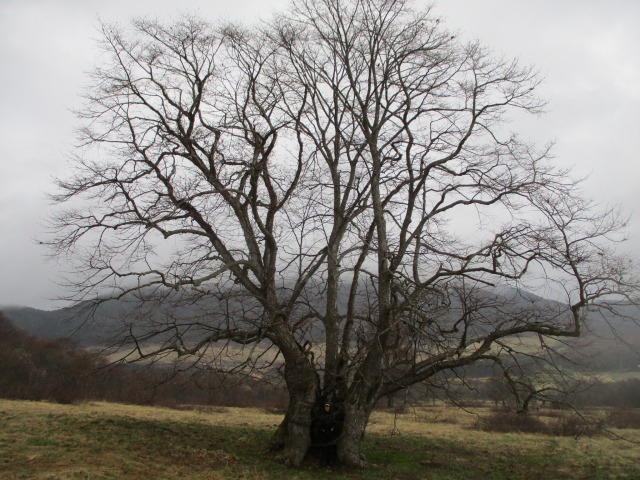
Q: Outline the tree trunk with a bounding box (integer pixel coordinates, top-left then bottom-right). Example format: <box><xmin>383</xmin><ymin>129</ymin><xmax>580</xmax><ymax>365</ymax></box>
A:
<box><xmin>336</xmin><ymin>334</ymin><xmax>386</xmax><ymax>467</ymax></box>
<box><xmin>270</xmin><ymin>375</ymin><xmax>318</xmax><ymax>466</ymax></box>
<box><xmin>337</xmin><ymin>398</ymin><xmax>374</xmax><ymax>467</ymax></box>
<box><xmin>280</xmin><ymin>397</ymin><xmax>313</xmax><ymax>465</ymax></box>
<box><xmin>270</xmin><ymin>348</ymin><xmax>319</xmax><ymax>465</ymax></box>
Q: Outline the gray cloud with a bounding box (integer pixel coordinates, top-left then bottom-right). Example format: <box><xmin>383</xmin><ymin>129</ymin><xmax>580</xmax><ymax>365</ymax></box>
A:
<box><xmin>1</xmin><ymin>0</ymin><xmax>638</xmax><ymax>309</ymax></box>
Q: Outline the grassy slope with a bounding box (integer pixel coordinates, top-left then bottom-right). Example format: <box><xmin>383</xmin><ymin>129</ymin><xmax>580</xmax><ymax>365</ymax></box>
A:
<box><xmin>1</xmin><ymin>400</ymin><xmax>639</xmax><ymax>479</ymax></box>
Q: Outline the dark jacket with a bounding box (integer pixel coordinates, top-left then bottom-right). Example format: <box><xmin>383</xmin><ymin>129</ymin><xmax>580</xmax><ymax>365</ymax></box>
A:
<box><xmin>318</xmin><ymin>409</ymin><xmax>339</xmax><ymax>443</ymax></box>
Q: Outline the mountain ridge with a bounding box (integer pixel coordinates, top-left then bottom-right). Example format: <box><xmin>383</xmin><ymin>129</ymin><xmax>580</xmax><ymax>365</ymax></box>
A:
<box><xmin>3</xmin><ymin>289</ymin><xmax>640</xmax><ymax>352</ymax></box>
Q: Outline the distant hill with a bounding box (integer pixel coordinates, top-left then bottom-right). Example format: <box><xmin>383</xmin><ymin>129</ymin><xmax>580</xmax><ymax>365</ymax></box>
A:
<box><xmin>1</xmin><ymin>289</ymin><xmax>261</xmax><ymax>347</ymax></box>
<box><xmin>3</xmin><ymin>306</ymin><xmax>101</xmax><ymax>346</ymax></box>
<box><xmin>3</xmin><ymin>289</ymin><xmax>640</xmax><ymax>367</ymax></box>
<box><xmin>1</xmin><ymin>300</ymin><xmax>139</xmax><ymax>347</ymax></box>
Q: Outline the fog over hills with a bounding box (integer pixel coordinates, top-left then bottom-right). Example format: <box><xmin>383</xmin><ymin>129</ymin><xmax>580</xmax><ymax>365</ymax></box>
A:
<box><xmin>2</xmin><ymin>303</ymin><xmax>132</xmax><ymax>347</ymax></box>
<box><xmin>3</xmin><ymin>288</ymin><xmax>640</xmax><ymax>373</ymax></box>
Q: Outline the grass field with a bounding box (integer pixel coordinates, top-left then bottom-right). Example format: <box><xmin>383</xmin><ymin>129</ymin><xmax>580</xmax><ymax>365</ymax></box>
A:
<box><xmin>1</xmin><ymin>399</ymin><xmax>639</xmax><ymax>479</ymax></box>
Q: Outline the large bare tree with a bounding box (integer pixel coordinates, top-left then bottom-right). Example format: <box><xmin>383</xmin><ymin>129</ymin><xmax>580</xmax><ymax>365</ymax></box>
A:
<box><xmin>48</xmin><ymin>0</ymin><xmax>638</xmax><ymax>467</ymax></box>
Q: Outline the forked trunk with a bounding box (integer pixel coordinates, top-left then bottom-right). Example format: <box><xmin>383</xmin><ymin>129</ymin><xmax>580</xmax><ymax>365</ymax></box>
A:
<box><xmin>271</xmin><ymin>377</ymin><xmax>376</xmax><ymax>467</ymax></box>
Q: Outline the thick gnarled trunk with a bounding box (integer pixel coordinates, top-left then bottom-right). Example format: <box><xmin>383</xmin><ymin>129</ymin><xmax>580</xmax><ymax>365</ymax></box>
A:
<box><xmin>337</xmin><ymin>399</ymin><xmax>374</xmax><ymax>467</ymax></box>
<box><xmin>271</xmin><ymin>386</ymin><xmax>378</xmax><ymax>468</ymax></box>
<box><xmin>278</xmin><ymin>390</ymin><xmax>315</xmax><ymax>466</ymax></box>
<box><xmin>270</xmin><ymin>373</ymin><xmax>318</xmax><ymax>465</ymax></box>
<box><xmin>269</xmin><ymin>324</ymin><xmax>319</xmax><ymax>466</ymax></box>
<box><xmin>336</xmin><ymin>326</ymin><xmax>388</xmax><ymax>466</ymax></box>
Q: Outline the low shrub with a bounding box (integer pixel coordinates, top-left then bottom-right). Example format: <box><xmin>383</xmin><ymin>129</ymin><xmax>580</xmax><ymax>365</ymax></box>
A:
<box><xmin>604</xmin><ymin>409</ymin><xmax>640</xmax><ymax>429</ymax></box>
<box><xmin>549</xmin><ymin>414</ymin><xmax>601</xmax><ymax>437</ymax></box>
<box><xmin>478</xmin><ymin>410</ymin><xmax>547</xmax><ymax>434</ymax></box>
<box><xmin>478</xmin><ymin>407</ymin><xmax>601</xmax><ymax>437</ymax></box>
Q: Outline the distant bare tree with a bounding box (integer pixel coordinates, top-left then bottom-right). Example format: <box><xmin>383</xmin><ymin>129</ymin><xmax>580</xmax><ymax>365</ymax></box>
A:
<box><xmin>48</xmin><ymin>0</ymin><xmax>639</xmax><ymax>466</ymax></box>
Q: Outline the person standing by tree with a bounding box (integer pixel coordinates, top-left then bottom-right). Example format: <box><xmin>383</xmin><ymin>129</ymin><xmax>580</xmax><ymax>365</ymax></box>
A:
<box><xmin>318</xmin><ymin>403</ymin><xmax>340</xmax><ymax>466</ymax></box>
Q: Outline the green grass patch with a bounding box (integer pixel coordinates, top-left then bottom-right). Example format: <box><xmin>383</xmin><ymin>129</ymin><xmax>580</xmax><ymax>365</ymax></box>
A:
<box><xmin>0</xmin><ymin>400</ymin><xmax>639</xmax><ymax>479</ymax></box>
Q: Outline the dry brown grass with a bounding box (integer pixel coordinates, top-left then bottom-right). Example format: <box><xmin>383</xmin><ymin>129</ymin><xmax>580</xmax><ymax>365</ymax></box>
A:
<box><xmin>2</xmin><ymin>399</ymin><xmax>640</xmax><ymax>479</ymax></box>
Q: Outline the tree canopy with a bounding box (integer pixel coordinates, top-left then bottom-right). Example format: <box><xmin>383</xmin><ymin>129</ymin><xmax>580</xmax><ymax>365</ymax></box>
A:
<box><xmin>48</xmin><ymin>0</ymin><xmax>638</xmax><ymax>466</ymax></box>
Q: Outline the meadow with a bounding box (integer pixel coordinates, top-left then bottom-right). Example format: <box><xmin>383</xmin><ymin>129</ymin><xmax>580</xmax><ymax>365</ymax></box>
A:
<box><xmin>1</xmin><ymin>399</ymin><xmax>639</xmax><ymax>479</ymax></box>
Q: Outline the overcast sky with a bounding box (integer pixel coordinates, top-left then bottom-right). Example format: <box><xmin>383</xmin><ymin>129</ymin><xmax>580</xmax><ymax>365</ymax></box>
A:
<box><xmin>1</xmin><ymin>0</ymin><xmax>639</xmax><ymax>310</ymax></box>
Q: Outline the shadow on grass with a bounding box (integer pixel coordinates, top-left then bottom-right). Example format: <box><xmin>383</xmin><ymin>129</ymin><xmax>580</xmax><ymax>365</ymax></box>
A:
<box><xmin>2</xmin><ymin>407</ymin><xmax>639</xmax><ymax>479</ymax></box>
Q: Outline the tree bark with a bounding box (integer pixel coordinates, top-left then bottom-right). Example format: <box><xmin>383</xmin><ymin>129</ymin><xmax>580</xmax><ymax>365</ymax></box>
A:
<box><xmin>278</xmin><ymin>388</ymin><xmax>315</xmax><ymax>466</ymax></box>
<box><xmin>337</xmin><ymin>396</ymin><xmax>375</xmax><ymax>467</ymax></box>
<box><xmin>269</xmin><ymin>322</ymin><xmax>319</xmax><ymax>466</ymax></box>
<box><xmin>269</xmin><ymin>367</ymin><xmax>319</xmax><ymax>466</ymax></box>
